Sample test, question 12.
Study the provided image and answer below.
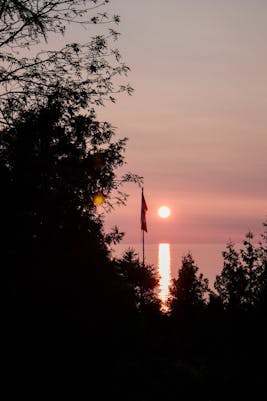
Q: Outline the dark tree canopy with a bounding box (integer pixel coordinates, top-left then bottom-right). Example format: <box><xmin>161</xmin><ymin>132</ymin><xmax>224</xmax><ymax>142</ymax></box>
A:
<box><xmin>0</xmin><ymin>92</ymin><xmax>140</xmax><ymax>259</ymax></box>
<box><xmin>0</xmin><ymin>0</ymin><xmax>116</xmax><ymax>48</ymax></box>
<box><xmin>115</xmin><ymin>248</ymin><xmax>161</xmax><ymax>317</ymax></box>
<box><xmin>215</xmin><ymin>229</ymin><xmax>267</xmax><ymax>312</ymax></box>
<box><xmin>1</xmin><ymin>93</ymin><xmax>144</xmax><ymax>360</ymax></box>
<box><xmin>0</xmin><ymin>0</ymin><xmax>133</xmax><ymax>127</ymax></box>
<box><xmin>214</xmin><ymin>241</ymin><xmax>246</xmax><ymax>310</ymax></box>
<box><xmin>1</xmin><ymin>2</ymin><xmax>144</xmax><ymax>352</ymax></box>
<box><xmin>167</xmin><ymin>252</ymin><xmax>210</xmax><ymax>318</ymax></box>
<box><xmin>2</xmin><ymin>4</ymin><xmax>267</xmax><ymax>392</ymax></box>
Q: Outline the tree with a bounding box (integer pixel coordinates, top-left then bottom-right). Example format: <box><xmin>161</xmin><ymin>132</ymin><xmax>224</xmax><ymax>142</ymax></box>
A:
<box><xmin>258</xmin><ymin>255</ymin><xmax>267</xmax><ymax>312</ymax></box>
<box><xmin>1</xmin><ymin>92</ymin><xmax>142</xmax><ymax>332</ymax></box>
<box><xmin>0</xmin><ymin>0</ymin><xmax>133</xmax><ymax>127</ymax></box>
<box><xmin>1</xmin><ymin>93</ymin><xmax>129</xmax><ymax>242</ymax></box>
<box><xmin>115</xmin><ymin>248</ymin><xmax>161</xmax><ymax>317</ymax></box>
<box><xmin>240</xmin><ymin>231</ymin><xmax>263</xmax><ymax>308</ymax></box>
<box><xmin>214</xmin><ymin>241</ymin><xmax>247</xmax><ymax>310</ymax></box>
<box><xmin>257</xmin><ymin>220</ymin><xmax>267</xmax><ymax>310</ymax></box>
<box><xmin>215</xmin><ymin>231</ymin><xmax>266</xmax><ymax>311</ymax></box>
<box><xmin>167</xmin><ymin>252</ymin><xmax>209</xmax><ymax>318</ymax></box>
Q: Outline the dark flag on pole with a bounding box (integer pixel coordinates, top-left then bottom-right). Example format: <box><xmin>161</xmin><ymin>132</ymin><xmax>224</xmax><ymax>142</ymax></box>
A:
<box><xmin>141</xmin><ymin>188</ymin><xmax>148</xmax><ymax>232</ymax></box>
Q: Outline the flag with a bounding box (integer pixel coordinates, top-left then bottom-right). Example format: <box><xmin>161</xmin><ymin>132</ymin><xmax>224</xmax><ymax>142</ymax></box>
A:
<box><xmin>141</xmin><ymin>189</ymin><xmax>148</xmax><ymax>232</ymax></box>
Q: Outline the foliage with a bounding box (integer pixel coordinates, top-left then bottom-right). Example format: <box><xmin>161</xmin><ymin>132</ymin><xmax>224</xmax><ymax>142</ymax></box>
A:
<box><xmin>257</xmin><ymin>220</ymin><xmax>267</xmax><ymax>309</ymax></box>
<box><xmin>167</xmin><ymin>252</ymin><xmax>210</xmax><ymax>317</ymax></box>
<box><xmin>1</xmin><ymin>93</ymin><xmax>146</xmax><ymax>365</ymax></box>
<box><xmin>0</xmin><ymin>0</ymin><xmax>133</xmax><ymax>127</ymax></box>
<box><xmin>214</xmin><ymin>241</ymin><xmax>247</xmax><ymax>310</ymax></box>
<box><xmin>215</xmin><ymin>228</ymin><xmax>267</xmax><ymax>311</ymax></box>
<box><xmin>1</xmin><ymin>1</ymin><xmax>145</xmax><ymax>353</ymax></box>
<box><xmin>0</xmin><ymin>93</ymin><xmax>144</xmax><ymax>302</ymax></box>
<box><xmin>240</xmin><ymin>231</ymin><xmax>264</xmax><ymax>307</ymax></box>
<box><xmin>115</xmin><ymin>248</ymin><xmax>161</xmax><ymax>316</ymax></box>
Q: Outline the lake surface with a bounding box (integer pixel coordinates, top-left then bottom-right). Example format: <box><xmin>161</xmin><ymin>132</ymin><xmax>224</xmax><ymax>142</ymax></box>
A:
<box><xmin>111</xmin><ymin>243</ymin><xmax>226</xmax><ymax>297</ymax></box>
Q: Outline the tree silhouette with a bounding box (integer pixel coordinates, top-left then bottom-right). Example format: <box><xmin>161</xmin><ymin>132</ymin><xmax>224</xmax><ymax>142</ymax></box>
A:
<box><xmin>214</xmin><ymin>241</ymin><xmax>247</xmax><ymax>310</ymax></box>
<box><xmin>0</xmin><ymin>0</ymin><xmax>133</xmax><ymax>127</ymax></box>
<box><xmin>257</xmin><ymin>220</ymin><xmax>267</xmax><ymax>311</ymax></box>
<box><xmin>240</xmin><ymin>231</ymin><xmax>263</xmax><ymax>308</ymax></box>
<box><xmin>168</xmin><ymin>252</ymin><xmax>209</xmax><ymax>318</ymax></box>
<box><xmin>115</xmin><ymin>248</ymin><xmax>161</xmax><ymax>317</ymax></box>
<box><xmin>215</xmin><ymin>231</ymin><xmax>267</xmax><ymax>311</ymax></box>
<box><xmin>212</xmin><ymin>226</ymin><xmax>267</xmax><ymax>400</ymax></box>
<box><xmin>1</xmin><ymin>93</ymin><xmax>142</xmax><ymax>346</ymax></box>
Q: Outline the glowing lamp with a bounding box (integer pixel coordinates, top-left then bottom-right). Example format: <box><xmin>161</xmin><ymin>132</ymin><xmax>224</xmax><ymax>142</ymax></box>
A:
<box><xmin>92</xmin><ymin>192</ymin><xmax>105</xmax><ymax>206</ymax></box>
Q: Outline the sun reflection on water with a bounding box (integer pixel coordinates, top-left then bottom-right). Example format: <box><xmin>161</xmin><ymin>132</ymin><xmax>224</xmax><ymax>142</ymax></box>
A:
<box><xmin>158</xmin><ymin>243</ymin><xmax>171</xmax><ymax>311</ymax></box>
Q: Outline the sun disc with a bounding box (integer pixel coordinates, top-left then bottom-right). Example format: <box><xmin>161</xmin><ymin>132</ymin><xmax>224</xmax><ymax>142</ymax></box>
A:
<box><xmin>158</xmin><ymin>206</ymin><xmax>171</xmax><ymax>218</ymax></box>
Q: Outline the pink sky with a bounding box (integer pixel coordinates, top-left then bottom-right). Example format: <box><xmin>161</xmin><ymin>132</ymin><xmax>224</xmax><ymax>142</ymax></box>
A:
<box><xmin>60</xmin><ymin>0</ymin><xmax>267</xmax><ymax>245</ymax></box>
<box><xmin>98</xmin><ymin>0</ymin><xmax>267</xmax><ymax>245</ymax></box>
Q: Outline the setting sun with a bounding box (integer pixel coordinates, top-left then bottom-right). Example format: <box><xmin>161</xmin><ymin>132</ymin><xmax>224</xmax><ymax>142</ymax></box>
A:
<box><xmin>158</xmin><ymin>206</ymin><xmax>171</xmax><ymax>218</ymax></box>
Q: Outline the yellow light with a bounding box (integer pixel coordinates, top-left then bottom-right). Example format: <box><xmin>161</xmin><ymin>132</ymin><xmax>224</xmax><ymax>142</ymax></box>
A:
<box><xmin>158</xmin><ymin>206</ymin><xmax>171</xmax><ymax>218</ymax></box>
<box><xmin>158</xmin><ymin>243</ymin><xmax>171</xmax><ymax>312</ymax></box>
<box><xmin>92</xmin><ymin>192</ymin><xmax>105</xmax><ymax>206</ymax></box>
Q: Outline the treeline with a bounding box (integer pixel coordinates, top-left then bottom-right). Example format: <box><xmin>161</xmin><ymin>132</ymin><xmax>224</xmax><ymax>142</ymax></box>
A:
<box><xmin>3</xmin><ymin>89</ymin><xmax>266</xmax><ymax>401</ymax></box>
<box><xmin>2</xmin><ymin>95</ymin><xmax>266</xmax><ymax>396</ymax></box>
<box><xmin>164</xmin><ymin>228</ymin><xmax>267</xmax><ymax>400</ymax></box>
<box><xmin>2</xmin><ymin>2</ymin><xmax>266</xmax><ymax>399</ymax></box>
<box><xmin>168</xmin><ymin>229</ymin><xmax>267</xmax><ymax>315</ymax></box>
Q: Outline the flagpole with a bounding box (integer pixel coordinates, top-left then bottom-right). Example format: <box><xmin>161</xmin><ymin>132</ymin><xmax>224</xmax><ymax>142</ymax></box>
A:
<box><xmin>141</xmin><ymin>187</ymin><xmax>145</xmax><ymax>267</ymax></box>
<box><xmin>142</xmin><ymin>225</ymin><xmax>145</xmax><ymax>267</ymax></box>
<box><xmin>141</xmin><ymin>186</ymin><xmax>147</xmax><ymax>268</ymax></box>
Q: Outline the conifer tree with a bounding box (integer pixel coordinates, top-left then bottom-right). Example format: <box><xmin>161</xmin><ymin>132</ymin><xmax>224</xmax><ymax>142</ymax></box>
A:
<box><xmin>115</xmin><ymin>248</ymin><xmax>161</xmax><ymax>316</ymax></box>
<box><xmin>215</xmin><ymin>241</ymin><xmax>247</xmax><ymax>310</ymax></box>
<box><xmin>168</xmin><ymin>252</ymin><xmax>209</xmax><ymax>318</ymax></box>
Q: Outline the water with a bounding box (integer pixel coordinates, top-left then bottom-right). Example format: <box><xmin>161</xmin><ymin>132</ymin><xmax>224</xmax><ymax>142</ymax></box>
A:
<box><xmin>158</xmin><ymin>243</ymin><xmax>171</xmax><ymax>309</ymax></box>
<box><xmin>111</xmin><ymin>242</ymin><xmax>225</xmax><ymax>290</ymax></box>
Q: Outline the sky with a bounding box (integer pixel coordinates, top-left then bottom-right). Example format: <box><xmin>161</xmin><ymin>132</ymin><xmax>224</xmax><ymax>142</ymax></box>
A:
<box><xmin>96</xmin><ymin>0</ymin><xmax>267</xmax><ymax>245</ymax></box>
<box><xmin>71</xmin><ymin>1</ymin><xmax>267</xmax><ymax>245</ymax></box>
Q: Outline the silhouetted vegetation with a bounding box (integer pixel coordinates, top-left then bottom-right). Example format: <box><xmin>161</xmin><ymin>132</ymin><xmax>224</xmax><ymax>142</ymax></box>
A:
<box><xmin>0</xmin><ymin>0</ymin><xmax>133</xmax><ymax>127</ymax></box>
<box><xmin>2</xmin><ymin>2</ymin><xmax>266</xmax><ymax>399</ymax></box>
<box><xmin>168</xmin><ymin>252</ymin><xmax>210</xmax><ymax>318</ymax></box>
